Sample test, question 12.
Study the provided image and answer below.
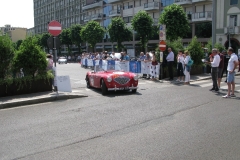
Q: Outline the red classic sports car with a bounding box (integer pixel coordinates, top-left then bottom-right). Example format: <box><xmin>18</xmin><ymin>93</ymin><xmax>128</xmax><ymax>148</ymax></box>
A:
<box><xmin>85</xmin><ymin>69</ymin><xmax>138</xmax><ymax>95</ymax></box>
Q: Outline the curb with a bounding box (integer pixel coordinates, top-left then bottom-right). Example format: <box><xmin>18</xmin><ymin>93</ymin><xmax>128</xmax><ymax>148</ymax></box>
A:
<box><xmin>0</xmin><ymin>94</ymin><xmax>88</xmax><ymax>110</ymax></box>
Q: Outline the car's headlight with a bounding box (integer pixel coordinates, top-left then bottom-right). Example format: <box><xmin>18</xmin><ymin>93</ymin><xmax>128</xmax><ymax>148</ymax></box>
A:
<box><xmin>133</xmin><ymin>75</ymin><xmax>138</xmax><ymax>81</ymax></box>
<box><xmin>107</xmin><ymin>76</ymin><xmax>112</xmax><ymax>82</ymax></box>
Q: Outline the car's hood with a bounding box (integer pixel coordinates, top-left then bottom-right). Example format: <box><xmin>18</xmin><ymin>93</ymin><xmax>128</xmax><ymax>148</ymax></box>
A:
<box><xmin>91</xmin><ymin>70</ymin><xmax>135</xmax><ymax>77</ymax></box>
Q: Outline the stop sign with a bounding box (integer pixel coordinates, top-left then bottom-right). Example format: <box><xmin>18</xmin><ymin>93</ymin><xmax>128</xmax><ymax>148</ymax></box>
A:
<box><xmin>48</xmin><ymin>20</ymin><xmax>62</xmax><ymax>36</ymax></box>
<box><xmin>159</xmin><ymin>40</ymin><xmax>166</xmax><ymax>51</ymax></box>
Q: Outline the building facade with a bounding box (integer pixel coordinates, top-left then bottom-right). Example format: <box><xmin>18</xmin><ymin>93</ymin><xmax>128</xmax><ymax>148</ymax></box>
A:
<box><xmin>27</xmin><ymin>27</ymin><xmax>35</xmax><ymax>36</ymax></box>
<box><xmin>174</xmin><ymin>0</ymin><xmax>213</xmax><ymax>46</ymax></box>
<box><xmin>0</xmin><ymin>24</ymin><xmax>27</xmax><ymax>42</ymax></box>
<box><xmin>33</xmin><ymin>0</ymin><xmax>213</xmax><ymax>53</ymax></box>
<box><xmin>216</xmin><ymin>0</ymin><xmax>240</xmax><ymax>52</ymax></box>
<box><xmin>33</xmin><ymin>0</ymin><xmax>83</xmax><ymax>35</ymax></box>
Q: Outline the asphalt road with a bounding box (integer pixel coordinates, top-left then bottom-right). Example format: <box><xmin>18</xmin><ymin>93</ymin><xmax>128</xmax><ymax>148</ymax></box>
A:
<box><xmin>1</xmin><ymin>63</ymin><xmax>240</xmax><ymax>160</ymax></box>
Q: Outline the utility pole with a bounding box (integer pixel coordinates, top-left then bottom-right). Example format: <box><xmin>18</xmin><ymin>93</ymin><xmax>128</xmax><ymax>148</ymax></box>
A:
<box><xmin>212</xmin><ymin>0</ymin><xmax>216</xmax><ymax>46</ymax></box>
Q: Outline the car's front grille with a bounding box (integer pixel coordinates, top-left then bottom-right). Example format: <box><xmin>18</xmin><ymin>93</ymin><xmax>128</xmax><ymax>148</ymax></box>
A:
<box><xmin>114</xmin><ymin>76</ymin><xmax>130</xmax><ymax>85</ymax></box>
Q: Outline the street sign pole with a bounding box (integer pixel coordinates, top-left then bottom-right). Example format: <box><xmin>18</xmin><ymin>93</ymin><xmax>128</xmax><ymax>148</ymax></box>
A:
<box><xmin>159</xmin><ymin>52</ymin><xmax>163</xmax><ymax>81</ymax></box>
<box><xmin>53</xmin><ymin>36</ymin><xmax>58</xmax><ymax>93</ymax></box>
<box><xmin>48</xmin><ymin>20</ymin><xmax>62</xmax><ymax>93</ymax></box>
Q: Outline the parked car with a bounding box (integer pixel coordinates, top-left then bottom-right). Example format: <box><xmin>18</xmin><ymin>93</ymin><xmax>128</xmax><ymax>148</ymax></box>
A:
<box><xmin>58</xmin><ymin>57</ymin><xmax>67</xmax><ymax>64</ymax></box>
<box><xmin>85</xmin><ymin>67</ymin><xmax>138</xmax><ymax>95</ymax></box>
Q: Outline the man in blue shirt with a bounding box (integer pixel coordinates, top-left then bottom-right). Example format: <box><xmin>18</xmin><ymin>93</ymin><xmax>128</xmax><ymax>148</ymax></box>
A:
<box><xmin>122</xmin><ymin>52</ymin><xmax>130</xmax><ymax>61</ymax></box>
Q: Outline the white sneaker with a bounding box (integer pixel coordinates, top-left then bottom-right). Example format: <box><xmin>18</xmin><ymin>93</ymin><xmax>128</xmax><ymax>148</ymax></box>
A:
<box><xmin>176</xmin><ymin>79</ymin><xmax>180</xmax><ymax>82</ymax></box>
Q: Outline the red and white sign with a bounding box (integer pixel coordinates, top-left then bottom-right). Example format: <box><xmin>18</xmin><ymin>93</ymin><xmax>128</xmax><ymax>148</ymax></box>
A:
<box><xmin>48</xmin><ymin>20</ymin><xmax>62</xmax><ymax>36</ymax></box>
<box><xmin>159</xmin><ymin>40</ymin><xmax>166</xmax><ymax>51</ymax></box>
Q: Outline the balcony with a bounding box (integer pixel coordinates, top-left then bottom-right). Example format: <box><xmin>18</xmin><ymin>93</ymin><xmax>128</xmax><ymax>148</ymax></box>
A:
<box><xmin>192</xmin><ymin>11</ymin><xmax>212</xmax><ymax>22</ymax></box>
<box><xmin>109</xmin><ymin>10</ymin><xmax>121</xmax><ymax>17</ymax></box>
<box><xmin>153</xmin><ymin>18</ymin><xmax>159</xmax><ymax>26</ymax></box>
<box><xmin>144</xmin><ymin>2</ymin><xmax>159</xmax><ymax>11</ymax></box>
<box><xmin>174</xmin><ymin>0</ymin><xmax>192</xmax><ymax>5</ymax></box>
<box><xmin>224</xmin><ymin>26</ymin><xmax>240</xmax><ymax>35</ymax></box>
<box><xmin>91</xmin><ymin>13</ymin><xmax>104</xmax><ymax>21</ymax></box>
<box><xmin>82</xmin><ymin>1</ymin><xmax>103</xmax><ymax>10</ymax></box>
<box><xmin>84</xmin><ymin>15</ymin><xmax>91</xmax><ymax>22</ymax></box>
<box><xmin>108</xmin><ymin>0</ymin><xmax>121</xmax><ymax>4</ymax></box>
<box><xmin>192</xmin><ymin>0</ymin><xmax>210</xmax><ymax>3</ymax></box>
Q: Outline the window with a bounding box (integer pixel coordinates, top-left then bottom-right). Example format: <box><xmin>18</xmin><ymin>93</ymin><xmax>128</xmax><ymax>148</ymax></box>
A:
<box><xmin>230</xmin><ymin>0</ymin><xmax>238</xmax><ymax>5</ymax></box>
<box><xmin>230</xmin><ymin>15</ymin><xmax>237</xmax><ymax>26</ymax></box>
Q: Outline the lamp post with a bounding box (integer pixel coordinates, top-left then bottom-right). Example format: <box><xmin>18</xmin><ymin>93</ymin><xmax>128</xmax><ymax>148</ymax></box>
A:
<box><xmin>212</xmin><ymin>0</ymin><xmax>216</xmax><ymax>46</ymax></box>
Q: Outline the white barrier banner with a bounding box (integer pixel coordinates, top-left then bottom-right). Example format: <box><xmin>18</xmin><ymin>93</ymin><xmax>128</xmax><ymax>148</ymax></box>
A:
<box><xmin>141</xmin><ymin>62</ymin><xmax>151</xmax><ymax>74</ymax></box>
<box><xmin>115</xmin><ymin>61</ymin><xmax>129</xmax><ymax>72</ymax></box>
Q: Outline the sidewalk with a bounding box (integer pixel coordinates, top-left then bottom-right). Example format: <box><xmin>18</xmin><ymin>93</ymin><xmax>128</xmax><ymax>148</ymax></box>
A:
<box><xmin>0</xmin><ymin>72</ymin><xmax>239</xmax><ymax>110</ymax></box>
<box><xmin>0</xmin><ymin>90</ymin><xmax>88</xmax><ymax>110</ymax></box>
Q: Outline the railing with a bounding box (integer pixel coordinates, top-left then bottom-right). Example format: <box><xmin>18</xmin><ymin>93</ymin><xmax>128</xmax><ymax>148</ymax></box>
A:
<box><xmin>83</xmin><ymin>0</ymin><xmax>103</xmax><ymax>10</ymax></box>
<box><xmin>109</xmin><ymin>10</ymin><xmax>121</xmax><ymax>15</ymax></box>
<box><xmin>144</xmin><ymin>2</ymin><xmax>159</xmax><ymax>9</ymax></box>
<box><xmin>174</xmin><ymin>0</ymin><xmax>192</xmax><ymax>3</ymax></box>
<box><xmin>91</xmin><ymin>13</ymin><xmax>104</xmax><ymax>20</ymax></box>
<box><xmin>192</xmin><ymin>11</ymin><xmax>212</xmax><ymax>20</ymax></box>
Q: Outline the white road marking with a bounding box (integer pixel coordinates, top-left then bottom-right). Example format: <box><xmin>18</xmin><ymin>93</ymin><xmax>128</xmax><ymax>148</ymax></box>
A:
<box><xmin>138</xmin><ymin>82</ymin><xmax>146</xmax><ymax>85</ymax></box>
<box><xmin>199</xmin><ymin>83</ymin><xmax>213</xmax><ymax>88</ymax></box>
<box><xmin>191</xmin><ymin>80</ymin><xmax>211</xmax><ymax>85</ymax></box>
<box><xmin>221</xmin><ymin>84</ymin><xmax>240</xmax><ymax>90</ymax></box>
<box><xmin>85</xmin><ymin>89</ymin><xmax>91</xmax><ymax>91</ymax></box>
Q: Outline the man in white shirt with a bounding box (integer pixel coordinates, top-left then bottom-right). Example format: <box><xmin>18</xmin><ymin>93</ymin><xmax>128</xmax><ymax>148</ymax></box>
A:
<box><xmin>206</xmin><ymin>48</ymin><xmax>220</xmax><ymax>92</ymax></box>
<box><xmin>222</xmin><ymin>47</ymin><xmax>239</xmax><ymax>98</ymax></box>
<box><xmin>166</xmin><ymin>48</ymin><xmax>174</xmax><ymax>80</ymax></box>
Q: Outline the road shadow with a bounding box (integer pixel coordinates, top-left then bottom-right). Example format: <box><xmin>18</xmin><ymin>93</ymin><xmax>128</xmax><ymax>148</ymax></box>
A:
<box><xmin>88</xmin><ymin>88</ymin><xmax>142</xmax><ymax>97</ymax></box>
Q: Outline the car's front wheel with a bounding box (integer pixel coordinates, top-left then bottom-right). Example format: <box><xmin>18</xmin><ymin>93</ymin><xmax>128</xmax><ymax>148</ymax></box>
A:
<box><xmin>101</xmin><ymin>79</ymin><xmax>108</xmax><ymax>95</ymax></box>
<box><xmin>86</xmin><ymin>76</ymin><xmax>91</xmax><ymax>88</ymax></box>
<box><xmin>132</xmin><ymin>89</ymin><xmax>137</xmax><ymax>93</ymax></box>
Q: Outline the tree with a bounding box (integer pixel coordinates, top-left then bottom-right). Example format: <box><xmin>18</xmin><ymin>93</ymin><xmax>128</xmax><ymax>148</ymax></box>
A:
<box><xmin>187</xmin><ymin>36</ymin><xmax>204</xmax><ymax>66</ymax></box>
<box><xmin>160</xmin><ymin>4</ymin><xmax>190</xmax><ymax>41</ymax></box>
<box><xmin>195</xmin><ymin>22</ymin><xmax>212</xmax><ymax>38</ymax></box>
<box><xmin>0</xmin><ymin>35</ymin><xmax>15</xmax><ymax>79</ymax></box>
<box><xmin>12</xmin><ymin>36</ymin><xmax>47</xmax><ymax>78</ymax></box>
<box><xmin>70</xmin><ymin>24</ymin><xmax>82</xmax><ymax>54</ymax></box>
<box><xmin>131</xmin><ymin>10</ymin><xmax>153</xmax><ymax>52</ymax></box>
<box><xmin>15</xmin><ymin>40</ymin><xmax>23</xmax><ymax>50</ymax></box>
<box><xmin>214</xmin><ymin>43</ymin><xmax>226</xmax><ymax>52</ymax></box>
<box><xmin>59</xmin><ymin>28</ymin><xmax>72</xmax><ymax>55</ymax></box>
<box><xmin>80</xmin><ymin>21</ymin><xmax>105</xmax><ymax>52</ymax></box>
<box><xmin>206</xmin><ymin>39</ymin><xmax>226</xmax><ymax>53</ymax></box>
<box><xmin>108</xmin><ymin>17</ymin><xmax>132</xmax><ymax>51</ymax></box>
<box><xmin>40</xmin><ymin>33</ymin><xmax>51</xmax><ymax>52</ymax></box>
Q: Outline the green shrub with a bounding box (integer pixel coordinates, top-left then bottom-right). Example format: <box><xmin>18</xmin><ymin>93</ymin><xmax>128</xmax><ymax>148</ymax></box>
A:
<box><xmin>12</xmin><ymin>36</ymin><xmax>47</xmax><ymax>78</ymax></box>
<box><xmin>0</xmin><ymin>35</ymin><xmax>15</xmax><ymax>79</ymax></box>
<box><xmin>187</xmin><ymin>36</ymin><xmax>204</xmax><ymax>66</ymax></box>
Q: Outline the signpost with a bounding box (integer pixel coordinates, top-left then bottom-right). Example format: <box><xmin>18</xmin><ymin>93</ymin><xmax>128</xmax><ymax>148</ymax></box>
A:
<box><xmin>48</xmin><ymin>20</ymin><xmax>62</xmax><ymax>92</ymax></box>
<box><xmin>159</xmin><ymin>24</ymin><xmax>166</xmax><ymax>81</ymax></box>
<box><xmin>159</xmin><ymin>24</ymin><xmax>166</xmax><ymax>41</ymax></box>
<box><xmin>159</xmin><ymin>40</ymin><xmax>166</xmax><ymax>51</ymax></box>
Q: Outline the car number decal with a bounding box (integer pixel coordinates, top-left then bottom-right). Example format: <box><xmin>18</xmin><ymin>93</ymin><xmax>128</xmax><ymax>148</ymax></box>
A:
<box><xmin>90</xmin><ymin>77</ymin><xmax>94</xmax><ymax>86</ymax></box>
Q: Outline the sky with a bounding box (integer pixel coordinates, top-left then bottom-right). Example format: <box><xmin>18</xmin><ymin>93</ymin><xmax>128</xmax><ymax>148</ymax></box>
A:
<box><xmin>0</xmin><ymin>0</ymin><xmax>34</xmax><ymax>29</ymax></box>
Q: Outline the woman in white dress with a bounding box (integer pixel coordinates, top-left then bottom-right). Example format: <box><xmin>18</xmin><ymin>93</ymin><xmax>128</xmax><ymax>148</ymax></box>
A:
<box><xmin>184</xmin><ymin>51</ymin><xmax>191</xmax><ymax>84</ymax></box>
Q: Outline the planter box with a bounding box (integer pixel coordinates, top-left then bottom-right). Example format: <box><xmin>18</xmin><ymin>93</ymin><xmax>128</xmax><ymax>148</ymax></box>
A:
<box><xmin>0</xmin><ymin>79</ymin><xmax>52</xmax><ymax>97</ymax></box>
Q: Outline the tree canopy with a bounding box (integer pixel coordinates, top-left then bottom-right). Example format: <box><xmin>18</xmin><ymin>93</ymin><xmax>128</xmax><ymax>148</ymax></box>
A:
<box><xmin>0</xmin><ymin>34</ymin><xmax>15</xmax><ymax>79</ymax></box>
<box><xmin>187</xmin><ymin>36</ymin><xmax>204</xmax><ymax>66</ymax></box>
<box><xmin>59</xmin><ymin>28</ymin><xmax>72</xmax><ymax>55</ymax></box>
<box><xmin>160</xmin><ymin>4</ymin><xmax>190</xmax><ymax>41</ymax></box>
<box><xmin>70</xmin><ymin>24</ymin><xmax>83</xmax><ymax>53</ymax></box>
<box><xmin>131</xmin><ymin>10</ymin><xmax>153</xmax><ymax>52</ymax></box>
<box><xmin>108</xmin><ymin>17</ymin><xmax>132</xmax><ymax>51</ymax></box>
<box><xmin>80</xmin><ymin>21</ymin><xmax>105</xmax><ymax>52</ymax></box>
<box><xmin>13</xmin><ymin>36</ymin><xmax>47</xmax><ymax>78</ymax></box>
